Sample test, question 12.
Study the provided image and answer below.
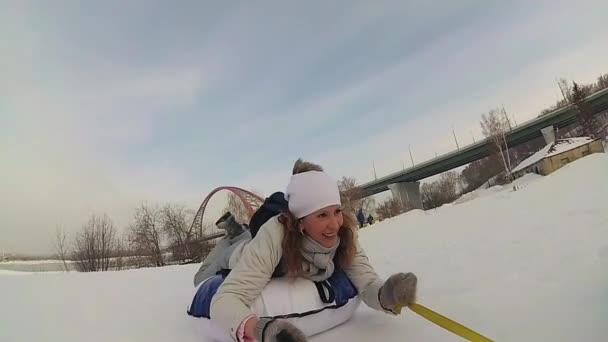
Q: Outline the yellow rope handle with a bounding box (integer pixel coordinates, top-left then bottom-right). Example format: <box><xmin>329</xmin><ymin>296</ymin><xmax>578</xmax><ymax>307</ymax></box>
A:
<box><xmin>408</xmin><ymin>303</ymin><xmax>494</xmax><ymax>342</ymax></box>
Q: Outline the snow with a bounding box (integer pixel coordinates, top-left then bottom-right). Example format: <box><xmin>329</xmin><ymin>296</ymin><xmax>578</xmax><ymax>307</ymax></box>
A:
<box><xmin>0</xmin><ymin>260</ymin><xmax>75</xmax><ymax>272</ymax></box>
<box><xmin>2</xmin><ymin>154</ymin><xmax>608</xmax><ymax>342</ymax></box>
<box><xmin>0</xmin><ymin>259</ymin><xmax>73</xmax><ymax>265</ymax></box>
<box><xmin>453</xmin><ymin>173</ymin><xmax>543</xmax><ymax>206</ymax></box>
<box><xmin>511</xmin><ymin>144</ymin><xmax>552</xmax><ymax>173</ymax></box>
<box><xmin>545</xmin><ymin>137</ymin><xmax>596</xmax><ymax>157</ymax></box>
<box><xmin>512</xmin><ymin>137</ymin><xmax>596</xmax><ymax>173</ymax></box>
<box><xmin>509</xmin><ymin>171</ymin><xmax>544</xmax><ymax>186</ymax></box>
<box><xmin>0</xmin><ymin>269</ymin><xmax>34</xmax><ymax>275</ymax></box>
<box><xmin>453</xmin><ymin>184</ymin><xmax>505</xmax><ymax>205</ymax></box>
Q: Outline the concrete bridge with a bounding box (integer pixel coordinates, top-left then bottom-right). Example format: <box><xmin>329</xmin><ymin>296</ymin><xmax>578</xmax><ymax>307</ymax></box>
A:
<box><xmin>357</xmin><ymin>88</ymin><xmax>608</xmax><ymax>209</ymax></box>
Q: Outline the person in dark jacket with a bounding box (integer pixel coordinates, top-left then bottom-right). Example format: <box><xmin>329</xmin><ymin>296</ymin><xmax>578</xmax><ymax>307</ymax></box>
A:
<box><xmin>249</xmin><ymin>191</ymin><xmax>288</xmax><ymax>239</ymax></box>
<box><xmin>356</xmin><ymin>208</ymin><xmax>365</xmax><ymax>228</ymax></box>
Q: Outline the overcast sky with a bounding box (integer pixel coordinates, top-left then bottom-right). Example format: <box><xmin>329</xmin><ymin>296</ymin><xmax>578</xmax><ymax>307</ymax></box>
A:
<box><xmin>2</xmin><ymin>0</ymin><xmax>607</xmax><ymax>255</ymax></box>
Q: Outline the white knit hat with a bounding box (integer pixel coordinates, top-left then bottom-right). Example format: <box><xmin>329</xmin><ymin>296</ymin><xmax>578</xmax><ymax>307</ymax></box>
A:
<box><xmin>285</xmin><ymin>171</ymin><xmax>342</xmax><ymax>219</ymax></box>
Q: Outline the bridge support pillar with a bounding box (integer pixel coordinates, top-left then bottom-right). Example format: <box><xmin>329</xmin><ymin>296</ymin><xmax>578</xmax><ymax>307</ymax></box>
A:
<box><xmin>388</xmin><ymin>181</ymin><xmax>423</xmax><ymax>211</ymax></box>
<box><xmin>541</xmin><ymin>125</ymin><xmax>555</xmax><ymax>144</ymax></box>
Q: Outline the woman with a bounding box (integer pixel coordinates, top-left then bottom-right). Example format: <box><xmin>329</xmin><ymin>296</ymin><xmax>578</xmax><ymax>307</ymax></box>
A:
<box><xmin>210</xmin><ymin>159</ymin><xmax>418</xmax><ymax>342</ymax></box>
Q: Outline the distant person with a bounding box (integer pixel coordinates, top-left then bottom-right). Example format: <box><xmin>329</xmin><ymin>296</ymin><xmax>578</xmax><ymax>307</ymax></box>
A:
<box><xmin>367</xmin><ymin>214</ymin><xmax>374</xmax><ymax>226</ymax></box>
<box><xmin>356</xmin><ymin>208</ymin><xmax>365</xmax><ymax>228</ymax></box>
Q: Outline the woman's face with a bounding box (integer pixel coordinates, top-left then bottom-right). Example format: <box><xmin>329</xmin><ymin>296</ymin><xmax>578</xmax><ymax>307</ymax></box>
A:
<box><xmin>301</xmin><ymin>204</ymin><xmax>343</xmax><ymax>248</ymax></box>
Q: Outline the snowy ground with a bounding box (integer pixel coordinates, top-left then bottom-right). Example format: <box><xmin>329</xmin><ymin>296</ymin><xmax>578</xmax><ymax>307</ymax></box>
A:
<box><xmin>0</xmin><ymin>259</ymin><xmax>75</xmax><ymax>272</ymax></box>
<box><xmin>2</xmin><ymin>154</ymin><xmax>607</xmax><ymax>342</ymax></box>
<box><xmin>0</xmin><ymin>259</ymin><xmax>67</xmax><ymax>264</ymax></box>
<box><xmin>452</xmin><ymin>172</ymin><xmax>543</xmax><ymax>205</ymax></box>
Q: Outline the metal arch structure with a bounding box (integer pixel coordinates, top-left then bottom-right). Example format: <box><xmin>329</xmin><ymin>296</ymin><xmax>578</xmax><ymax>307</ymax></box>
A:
<box><xmin>190</xmin><ymin>186</ymin><xmax>265</xmax><ymax>239</ymax></box>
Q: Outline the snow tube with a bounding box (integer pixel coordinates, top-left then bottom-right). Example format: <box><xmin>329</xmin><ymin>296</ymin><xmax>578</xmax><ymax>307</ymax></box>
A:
<box><xmin>187</xmin><ymin>268</ymin><xmax>360</xmax><ymax>338</ymax></box>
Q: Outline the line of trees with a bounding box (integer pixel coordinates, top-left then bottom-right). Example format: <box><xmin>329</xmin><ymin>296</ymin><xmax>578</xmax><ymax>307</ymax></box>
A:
<box><xmin>53</xmin><ymin>202</ymin><xmax>215</xmax><ymax>272</ymax></box>
<box><xmin>543</xmin><ymin>76</ymin><xmax>606</xmax><ymax>138</ymax></box>
<box><xmin>374</xmin><ymin>197</ymin><xmax>405</xmax><ymax>221</ymax></box>
<box><xmin>53</xmin><ymin>190</ymin><xmax>262</xmax><ymax>273</ymax></box>
<box><xmin>539</xmin><ymin>73</ymin><xmax>608</xmax><ymax>118</ymax></box>
<box><xmin>421</xmin><ymin>171</ymin><xmax>462</xmax><ymax>210</ymax></box>
<box><xmin>570</xmin><ymin>81</ymin><xmax>602</xmax><ymax>138</ymax></box>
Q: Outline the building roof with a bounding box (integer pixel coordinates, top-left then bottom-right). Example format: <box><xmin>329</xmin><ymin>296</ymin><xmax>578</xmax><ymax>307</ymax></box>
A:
<box><xmin>512</xmin><ymin>137</ymin><xmax>597</xmax><ymax>173</ymax></box>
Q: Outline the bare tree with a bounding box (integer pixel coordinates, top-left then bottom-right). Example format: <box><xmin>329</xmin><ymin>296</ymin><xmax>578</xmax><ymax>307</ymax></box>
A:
<box><xmin>128</xmin><ymin>204</ymin><xmax>165</xmax><ymax>267</ymax></box>
<box><xmin>196</xmin><ymin>222</ymin><xmax>218</xmax><ymax>258</ymax></box>
<box><xmin>99</xmin><ymin>215</ymin><xmax>116</xmax><ymax>271</ymax></box>
<box><xmin>338</xmin><ymin>176</ymin><xmax>360</xmax><ymax>213</ymax></box>
<box><xmin>461</xmin><ymin>154</ymin><xmax>505</xmax><ymax>192</ymax></box>
<box><xmin>112</xmin><ymin>236</ymin><xmax>126</xmax><ymax>271</ymax></box>
<box><xmin>421</xmin><ymin>182</ymin><xmax>441</xmax><ymax>210</ymax></box>
<box><xmin>54</xmin><ymin>225</ymin><xmax>70</xmax><ymax>272</ymax></box>
<box><xmin>338</xmin><ymin>176</ymin><xmax>375</xmax><ymax>215</ymax></box>
<box><xmin>597</xmin><ymin>74</ymin><xmax>608</xmax><ymax>91</ymax></box>
<box><xmin>422</xmin><ymin>172</ymin><xmax>464</xmax><ymax>209</ymax></box>
<box><xmin>161</xmin><ymin>203</ymin><xmax>198</xmax><ymax>262</ymax></box>
<box><xmin>72</xmin><ymin>214</ymin><xmax>119</xmax><ymax>272</ymax></box>
<box><xmin>439</xmin><ymin>172</ymin><xmax>461</xmax><ymax>201</ymax></box>
<box><xmin>571</xmin><ymin>81</ymin><xmax>599</xmax><ymax>137</ymax></box>
<box><xmin>481</xmin><ymin>108</ymin><xmax>512</xmax><ymax>182</ymax></box>
<box><xmin>375</xmin><ymin>197</ymin><xmax>404</xmax><ymax>221</ymax></box>
<box><xmin>557</xmin><ymin>77</ymin><xmax>572</xmax><ymax>103</ymax></box>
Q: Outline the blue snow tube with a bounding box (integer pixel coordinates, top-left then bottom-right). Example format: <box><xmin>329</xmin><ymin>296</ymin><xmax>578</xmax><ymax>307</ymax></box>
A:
<box><xmin>187</xmin><ymin>274</ymin><xmax>225</xmax><ymax>318</ymax></box>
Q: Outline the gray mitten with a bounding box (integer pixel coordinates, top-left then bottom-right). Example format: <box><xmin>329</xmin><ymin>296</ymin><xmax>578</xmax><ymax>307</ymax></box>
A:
<box><xmin>379</xmin><ymin>272</ymin><xmax>417</xmax><ymax>314</ymax></box>
<box><xmin>255</xmin><ymin>318</ymin><xmax>308</xmax><ymax>342</ymax></box>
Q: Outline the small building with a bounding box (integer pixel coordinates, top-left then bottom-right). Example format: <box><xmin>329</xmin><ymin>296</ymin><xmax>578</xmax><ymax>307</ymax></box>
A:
<box><xmin>512</xmin><ymin>137</ymin><xmax>605</xmax><ymax>178</ymax></box>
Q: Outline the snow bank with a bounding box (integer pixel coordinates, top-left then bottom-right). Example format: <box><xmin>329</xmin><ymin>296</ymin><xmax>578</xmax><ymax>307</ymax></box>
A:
<box><xmin>0</xmin><ymin>269</ymin><xmax>33</xmax><ymax>275</ymax></box>
<box><xmin>510</xmin><ymin>172</ymin><xmax>543</xmax><ymax>187</ymax></box>
<box><xmin>453</xmin><ymin>184</ymin><xmax>504</xmax><ymax>205</ymax></box>
<box><xmin>0</xmin><ymin>259</ymin><xmax>70</xmax><ymax>265</ymax></box>
<box><xmin>454</xmin><ymin>172</ymin><xmax>543</xmax><ymax>205</ymax></box>
<box><xmin>0</xmin><ymin>259</ymin><xmax>72</xmax><ymax>265</ymax></box>
<box><xmin>1</xmin><ymin>154</ymin><xmax>607</xmax><ymax>342</ymax></box>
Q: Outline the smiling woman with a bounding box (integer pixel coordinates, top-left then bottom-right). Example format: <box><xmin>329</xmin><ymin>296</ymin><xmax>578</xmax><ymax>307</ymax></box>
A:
<box><xmin>278</xmin><ymin>160</ymin><xmax>355</xmax><ymax>279</ymax></box>
<box><xmin>187</xmin><ymin>158</ymin><xmax>418</xmax><ymax>342</ymax></box>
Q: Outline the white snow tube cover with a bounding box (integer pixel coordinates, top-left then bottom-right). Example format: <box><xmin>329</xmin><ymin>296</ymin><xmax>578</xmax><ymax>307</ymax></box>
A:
<box><xmin>188</xmin><ymin>269</ymin><xmax>360</xmax><ymax>340</ymax></box>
